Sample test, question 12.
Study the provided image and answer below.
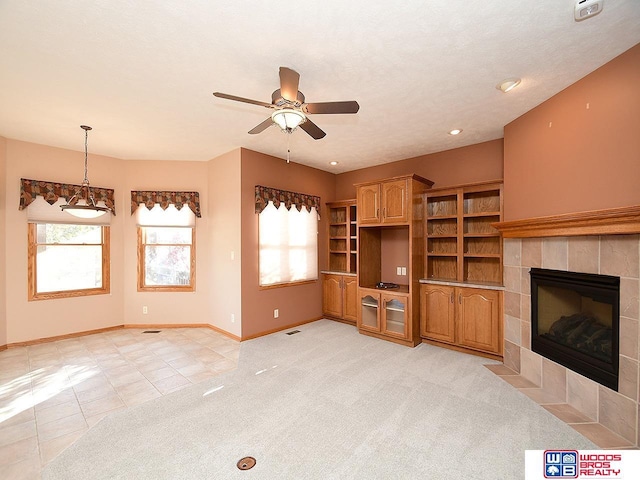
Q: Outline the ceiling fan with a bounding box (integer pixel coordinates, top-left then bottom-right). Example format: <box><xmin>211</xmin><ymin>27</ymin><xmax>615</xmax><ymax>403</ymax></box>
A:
<box><xmin>213</xmin><ymin>67</ymin><xmax>359</xmax><ymax>140</ymax></box>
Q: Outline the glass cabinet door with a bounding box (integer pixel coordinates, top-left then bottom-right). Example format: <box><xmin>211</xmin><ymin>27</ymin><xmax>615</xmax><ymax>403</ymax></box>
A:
<box><xmin>383</xmin><ymin>296</ymin><xmax>407</xmax><ymax>337</ymax></box>
<box><xmin>360</xmin><ymin>294</ymin><xmax>379</xmax><ymax>330</ymax></box>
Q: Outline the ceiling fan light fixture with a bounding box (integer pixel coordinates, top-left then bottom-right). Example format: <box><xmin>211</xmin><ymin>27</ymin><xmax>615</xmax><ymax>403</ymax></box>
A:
<box><xmin>61</xmin><ymin>125</ymin><xmax>110</xmax><ymax>218</ymax></box>
<box><xmin>271</xmin><ymin>108</ymin><xmax>306</xmax><ymax>132</ymax></box>
<box><xmin>497</xmin><ymin>78</ymin><xmax>521</xmax><ymax>93</ymax></box>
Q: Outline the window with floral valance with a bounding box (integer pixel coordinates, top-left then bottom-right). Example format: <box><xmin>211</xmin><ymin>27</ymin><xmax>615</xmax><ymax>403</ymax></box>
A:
<box><xmin>19</xmin><ymin>178</ymin><xmax>116</xmax><ymax>215</ymax></box>
<box><xmin>255</xmin><ymin>185</ymin><xmax>320</xmax><ymax>287</ymax></box>
<box><xmin>130</xmin><ymin>191</ymin><xmax>201</xmax><ymax>217</ymax></box>
<box><xmin>254</xmin><ymin>185</ymin><xmax>321</xmax><ymax>217</ymax></box>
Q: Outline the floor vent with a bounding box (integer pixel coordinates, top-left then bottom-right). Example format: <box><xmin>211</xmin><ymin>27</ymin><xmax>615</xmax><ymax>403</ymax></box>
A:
<box><xmin>237</xmin><ymin>457</ymin><xmax>256</xmax><ymax>470</ymax></box>
<box><xmin>285</xmin><ymin>330</ymin><xmax>301</xmax><ymax>335</ymax></box>
<box><xmin>142</xmin><ymin>330</ymin><xmax>161</xmax><ymax>334</ymax></box>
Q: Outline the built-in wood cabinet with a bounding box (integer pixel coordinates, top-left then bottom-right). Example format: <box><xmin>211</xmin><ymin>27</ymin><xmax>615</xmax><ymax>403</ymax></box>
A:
<box><xmin>358</xmin><ymin>288</ymin><xmax>411</xmax><ymax>341</ymax></box>
<box><xmin>355</xmin><ymin>174</ymin><xmax>433</xmax><ymax>347</ymax></box>
<box><xmin>425</xmin><ymin>181</ymin><xmax>503</xmax><ymax>285</ymax></box>
<box><xmin>357</xmin><ymin>185</ymin><xmax>380</xmax><ymax>225</ymax></box>
<box><xmin>420</xmin><ymin>283</ymin><xmax>503</xmax><ymax>359</ymax></box>
<box><xmin>322</xmin><ymin>273</ymin><xmax>358</xmax><ymax>324</ymax></box>
<box><xmin>357</xmin><ymin>176</ymin><xmax>432</xmax><ymax>226</ymax></box>
<box><xmin>323</xmin><ymin>200</ymin><xmax>358</xmax><ymax>325</ymax></box>
<box><xmin>420</xmin><ymin>283</ymin><xmax>455</xmax><ymax>343</ymax></box>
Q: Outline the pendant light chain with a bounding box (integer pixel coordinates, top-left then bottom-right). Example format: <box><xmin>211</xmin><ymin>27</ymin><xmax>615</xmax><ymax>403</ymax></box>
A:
<box><xmin>81</xmin><ymin>125</ymin><xmax>92</xmax><ymax>186</ymax></box>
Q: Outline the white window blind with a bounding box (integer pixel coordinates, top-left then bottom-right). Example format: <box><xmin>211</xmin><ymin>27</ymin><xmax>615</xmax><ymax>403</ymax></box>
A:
<box><xmin>259</xmin><ymin>201</ymin><xmax>318</xmax><ymax>286</ymax></box>
<box><xmin>26</xmin><ymin>196</ymin><xmax>112</xmax><ymax>225</ymax></box>
<box><xmin>135</xmin><ymin>203</ymin><xmax>196</xmax><ymax>227</ymax></box>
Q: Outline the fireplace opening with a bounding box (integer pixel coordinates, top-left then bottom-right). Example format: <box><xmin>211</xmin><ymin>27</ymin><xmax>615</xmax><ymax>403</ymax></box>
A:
<box><xmin>530</xmin><ymin>268</ymin><xmax>619</xmax><ymax>391</ymax></box>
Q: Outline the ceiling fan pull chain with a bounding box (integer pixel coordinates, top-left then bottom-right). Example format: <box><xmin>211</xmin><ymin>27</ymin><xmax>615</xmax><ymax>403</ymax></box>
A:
<box><xmin>287</xmin><ymin>133</ymin><xmax>291</xmax><ymax>164</ymax></box>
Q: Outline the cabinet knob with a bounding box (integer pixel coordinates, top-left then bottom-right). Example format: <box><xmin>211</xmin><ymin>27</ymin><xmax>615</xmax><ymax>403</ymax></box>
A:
<box><xmin>458</xmin><ymin>293</ymin><xmax>462</xmax><ymax>304</ymax></box>
<box><xmin>450</xmin><ymin>292</ymin><xmax>454</xmax><ymax>303</ymax></box>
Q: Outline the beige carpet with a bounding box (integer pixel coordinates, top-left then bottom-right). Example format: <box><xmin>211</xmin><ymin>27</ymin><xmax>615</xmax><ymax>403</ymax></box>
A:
<box><xmin>43</xmin><ymin>320</ymin><xmax>595</xmax><ymax>479</ymax></box>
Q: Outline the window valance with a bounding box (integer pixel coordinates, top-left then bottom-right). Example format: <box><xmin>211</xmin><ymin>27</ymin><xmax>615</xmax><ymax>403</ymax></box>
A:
<box><xmin>130</xmin><ymin>190</ymin><xmax>201</xmax><ymax>218</ymax></box>
<box><xmin>19</xmin><ymin>178</ymin><xmax>116</xmax><ymax>215</ymax></box>
<box><xmin>255</xmin><ymin>185</ymin><xmax>321</xmax><ymax>217</ymax></box>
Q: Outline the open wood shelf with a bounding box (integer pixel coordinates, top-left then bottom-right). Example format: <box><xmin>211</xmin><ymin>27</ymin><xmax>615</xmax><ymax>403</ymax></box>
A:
<box><xmin>425</xmin><ymin>181</ymin><xmax>503</xmax><ymax>286</ymax></box>
<box><xmin>327</xmin><ymin>201</ymin><xmax>357</xmax><ymax>274</ymax></box>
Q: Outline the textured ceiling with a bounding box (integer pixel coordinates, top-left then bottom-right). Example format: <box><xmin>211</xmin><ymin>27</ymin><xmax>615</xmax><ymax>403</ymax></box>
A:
<box><xmin>0</xmin><ymin>1</ymin><xmax>639</xmax><ymax>173</ymax></box>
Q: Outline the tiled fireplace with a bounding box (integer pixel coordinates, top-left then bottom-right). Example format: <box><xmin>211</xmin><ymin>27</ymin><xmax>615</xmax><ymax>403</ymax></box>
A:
<box><xmin>502</xmin><ymin>233</ymin><xmax>639</xmax><ymax>447</ymax></box>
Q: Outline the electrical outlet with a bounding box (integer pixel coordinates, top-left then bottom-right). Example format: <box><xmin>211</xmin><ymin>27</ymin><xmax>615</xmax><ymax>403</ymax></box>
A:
<box><xmin>231</xmin><ymin>313</ymin><xmax>235</xmax><ymax>323</ymax></box>
<box><xmin>401</xmin><ymin>267</ymin><xmax>407</xmax><ymax>276</ymax></box>
<box><xmin>396</xmin><ymin>266</ymin><xmax>402</xmax><ymax>275</ymax></box>
<box><xmin>143</xmin><ymin>306</ymin><xmax>148</xmax><ymax>314</ymax></box>
<box><xmin>274</xmin><ymin>309</ymin><xmax>279</xmax><ymax>318</ymax></box>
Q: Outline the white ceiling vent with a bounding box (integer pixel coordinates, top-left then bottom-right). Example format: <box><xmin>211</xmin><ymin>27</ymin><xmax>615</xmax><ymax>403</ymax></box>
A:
<box><xmin>575</xmin><ymin>0</ymin><xmax>604</xmax><ymax>21</ymax></box>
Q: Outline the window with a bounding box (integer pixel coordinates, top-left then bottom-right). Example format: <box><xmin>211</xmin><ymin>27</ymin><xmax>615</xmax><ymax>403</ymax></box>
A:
<box><xmin>28</xmin><ymin>223</ymin><xmax>110</xmax><ymax>300</ymax></box>
<box><xmin>136</xmin><ymin>204</ymin><xmax>195</xmax><ymax>292</ymax></box>
<box><xmin>259</xmin><ymin>201</ymin><xmax>318</xmax><ymax>287</ymax></box>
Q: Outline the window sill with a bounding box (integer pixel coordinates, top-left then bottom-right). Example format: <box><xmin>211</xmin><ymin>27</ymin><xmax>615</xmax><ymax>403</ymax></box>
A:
<box><xmin>259</xmin><ymin>279</ymin><xmax>317</xmax><ymax>290</ymax></box>
<box><xmin>29</xmin><ymin>287</ymin><xmax>110</xmax><ymax>301</ymax></box>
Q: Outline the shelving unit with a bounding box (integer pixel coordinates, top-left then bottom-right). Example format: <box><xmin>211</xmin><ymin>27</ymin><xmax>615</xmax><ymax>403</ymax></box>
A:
<box><xmin>425</xmin><ymin>181</ymin><xmax>503</xmax><ymax>285</ymax></box>
<box><xmin>323</xmin><ymin>200</ymin><xmax>358</xmax><ymax>325</ymax></box>
<box><xmin>422</xmin><ymin>180</ymin><xmax>504</xmax><ymax>359</ymax></box>
<box><xmin>355</xmin><ymin>174</ymin><xmax>433</xmax><ymax>347</ymax></box>
<box><xmin>327</xmin><ymin>201</ymin><xmax>357</xmax><ymax>273</ymax></box>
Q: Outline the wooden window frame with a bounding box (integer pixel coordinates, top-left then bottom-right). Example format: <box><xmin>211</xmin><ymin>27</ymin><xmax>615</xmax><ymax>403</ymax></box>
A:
<box><xmin>28</xmin><ymin>223</ymin><xmax>111</xmax><ymax>301</ymax></box>
<box><xmin>137</xmin><ymin>226</ymin><xmax>196</xmax><ymax>292</ymax></box>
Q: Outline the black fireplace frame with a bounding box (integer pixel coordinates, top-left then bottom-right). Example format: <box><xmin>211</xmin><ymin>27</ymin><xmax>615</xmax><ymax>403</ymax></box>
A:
<box><xmin>530</xmin><ymin>268</ymin><xmax>619</xmax><ymax>391</ymax></box>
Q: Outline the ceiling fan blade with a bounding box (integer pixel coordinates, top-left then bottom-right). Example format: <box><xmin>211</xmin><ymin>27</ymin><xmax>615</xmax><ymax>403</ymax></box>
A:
<box><xmin>213</xmin><ymin>92</ymin><xmax>274</xmax><ymax>109</ymax></box>
<box><xmin>302</xmin><ymin>101</ymin><xmax>360</xmax><ymax>114</ymax></box>
<box><xmin>279</xmin><ymin>67</ymin><xmax>300</xmax><ymax>103</ymax></box>
<box><xmin>300</xmin><ymin>118</ymin><xmax>326</xmax><ymax>140</ymax></box>
<box><xmin>248</xmin><ymin>118</ymin><xmax>274</xmax><ymax>134</ymax></box>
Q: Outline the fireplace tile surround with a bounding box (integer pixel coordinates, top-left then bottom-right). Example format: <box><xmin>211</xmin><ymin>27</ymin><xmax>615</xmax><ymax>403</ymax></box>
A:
<box><xmin>502</xmin><ymin>234</ymin><xmax>640</xmax><ymax>446</ymax></box>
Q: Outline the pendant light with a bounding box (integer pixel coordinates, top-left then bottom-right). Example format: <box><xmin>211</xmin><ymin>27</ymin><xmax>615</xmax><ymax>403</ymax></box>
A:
<box><xmin>61</xmin><ymin>125</ymin><xmax>110</xmax><ymax>218</ymax></box>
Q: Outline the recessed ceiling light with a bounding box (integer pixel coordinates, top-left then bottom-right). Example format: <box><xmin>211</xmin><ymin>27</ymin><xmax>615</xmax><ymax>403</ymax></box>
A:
<box><xmin>496</xmin><ymin>78</ymin><xmax>521</xmax><ymax>93</ymax></box>
<box><xmin>448</xmin><ymin>129</ymin><xmax>462</xmax><ymax>136</ymax></box>
<box><xmin>330</xmin><ymin>161</ymin><xmax>338</xmax><ymax>166</ymax></box>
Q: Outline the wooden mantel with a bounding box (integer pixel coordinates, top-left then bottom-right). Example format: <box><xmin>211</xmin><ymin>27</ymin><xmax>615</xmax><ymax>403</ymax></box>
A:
<box><xmin>493</xmin><ymin>205</ymin><xmax>640</xmax><ymax>238</ymax></box>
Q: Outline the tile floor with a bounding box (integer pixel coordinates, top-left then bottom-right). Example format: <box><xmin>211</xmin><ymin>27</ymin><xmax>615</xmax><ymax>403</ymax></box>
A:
<box><xmin>485</xmin><ymin>364</ymin><xmax>638</xmax><ymax>449</ymax></box>
<box><xmin>0</xmin><ymin>327</ymin><xmax>240</xmax><ymax>480</ymax></box>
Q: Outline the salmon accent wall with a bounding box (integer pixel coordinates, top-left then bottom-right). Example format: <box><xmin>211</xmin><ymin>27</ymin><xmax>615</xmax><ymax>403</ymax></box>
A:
<box><xmin>4</xmin><ymin>139</ymin><xmax>126</xmax><ymax>343</ymax></box>
<box><xmin>335</xmin><ymin>139</ymin><xmax>504</xmax><ymax>200</ymax></box>
<box><xmin>240</xmin><ymin>148</ymin><xmax>336</xmax><ymax>339</ymax></box>
<box><xmin>504</xmin><ymin>43</ymin><xmax>640</xmax><ymax>221</ymax></box>
<box><xmin>123</xmin><ymin>159</ymin><xmax>211</xmax><ymax>327</ymax></box>
<box><xmin>0</xmin><ymin>136</ymin><xmax>7</xmax><ymax>346</ymax></box>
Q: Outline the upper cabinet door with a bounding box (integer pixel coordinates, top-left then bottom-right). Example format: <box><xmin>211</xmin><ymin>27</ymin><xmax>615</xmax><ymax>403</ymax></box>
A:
<box><xmin>381</xmin><ymin>179</ymin><xmax>408</xmax><ymax>223</ymax></box>
<box><xmin>357</xmin><ymin>184</ymin><xmax>381</xmax><ymax>224</ymax></box>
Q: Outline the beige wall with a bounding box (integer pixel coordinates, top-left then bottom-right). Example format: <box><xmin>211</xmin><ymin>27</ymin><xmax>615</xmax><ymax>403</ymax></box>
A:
<box><xmin>335</xmin><ymin>139</ymin><xmax>504</xmax><ymax>200</ymax></box>
<box><xmin>240</xmin><ymin>148</ymin><xmax>336</xmax><ymax>339</ymax></box>
<box><xmin>122</xmin><ymin>159</ymin><xmax>211</xmax><ymax>327</ymax></box>
<box><xmin>504</xmin><ymin>43</ymin><xmax>640</xmax><ymax>221</ymax></box>
<box><xmin>0</xmin><ymin>136</ymin><xmax>7</xmax><ymax>346</ymax></box>
<box><xmin>208</xmin><ymin>149</ymin><xmax>242</xmax><ymax>338</ymax></box>
<box><xmin>4</xmin><ymin>139</ymin><xmax>125</xmax><ymax>343</ymax></box>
